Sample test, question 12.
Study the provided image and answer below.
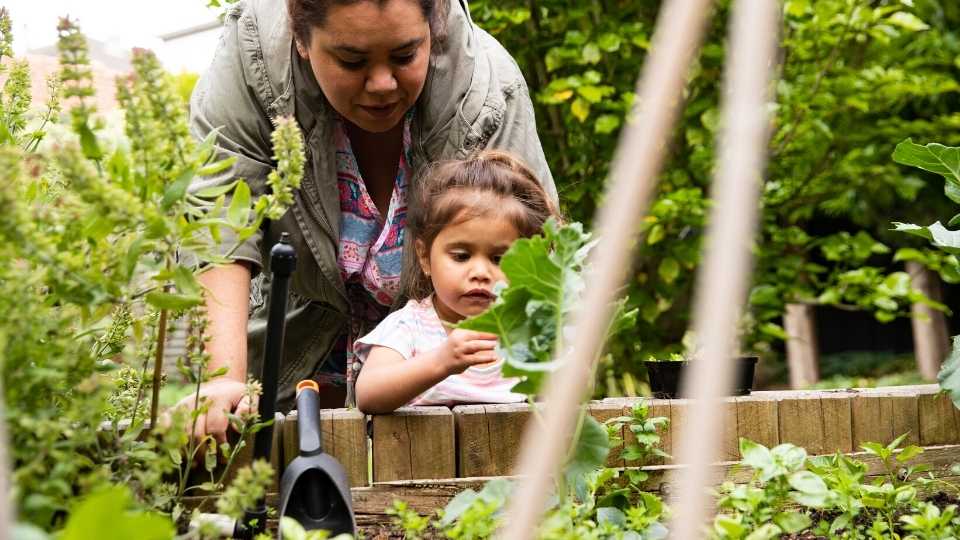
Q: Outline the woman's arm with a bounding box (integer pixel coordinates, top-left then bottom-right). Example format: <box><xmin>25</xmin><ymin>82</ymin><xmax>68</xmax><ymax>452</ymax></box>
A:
<box><xmin>355</xmin><ymin>329</ymin><xmax>500</xmax><ymax>414</ymax></box>
<box><xmin>173</xmin><ymin>262</ymin><xmax>252</xmax><ymax>443</ymax></box>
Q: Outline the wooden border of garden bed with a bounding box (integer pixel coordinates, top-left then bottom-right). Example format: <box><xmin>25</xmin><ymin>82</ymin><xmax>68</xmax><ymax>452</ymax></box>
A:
<box><xmin>265</xmin><ymin>384</ymin><xmax>959</xmax><ymax>486</ymax></box>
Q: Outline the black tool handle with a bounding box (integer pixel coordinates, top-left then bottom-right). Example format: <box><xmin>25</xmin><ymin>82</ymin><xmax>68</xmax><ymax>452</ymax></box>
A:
<box><xmin>239</xmin><ymin>232</ymin><xmax>296</xmax><ymax>538</ymax></box>
<box><xmin>254</xmin><ymin>232</ymin><xmax>296</xmax><ymax>463</ymax></box>
<box><xmin>296</xmin><ymin>382</ymin><xmax>323</xmax><ymax>457</ymax></box>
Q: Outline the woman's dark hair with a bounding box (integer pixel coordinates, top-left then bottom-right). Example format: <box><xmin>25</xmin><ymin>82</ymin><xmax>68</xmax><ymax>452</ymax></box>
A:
<box><xmin>288</xmin><ymin>0</ymin><xmax>448</xmax><ymax>51</ymax></box>
<box><xmin>402</xmin><ymin>150</ymin><xmax>561</xmax><ymax>300</ymax></box>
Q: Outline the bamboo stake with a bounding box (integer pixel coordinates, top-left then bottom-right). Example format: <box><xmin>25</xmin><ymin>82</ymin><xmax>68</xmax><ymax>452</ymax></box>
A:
<box><xmin>668</xmin><ymin>0</ymin><xmax>781</xmax><ymax>538</ymax></box>
<box><xmin>497</xmin><ymin>1</ymin><xmax>714</xmax><ymax>538</ymax></box>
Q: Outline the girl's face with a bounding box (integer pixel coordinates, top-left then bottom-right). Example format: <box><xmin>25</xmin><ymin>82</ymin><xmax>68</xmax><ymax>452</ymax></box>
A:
<box><xmin>417</xmin><ymin>210</ymin><xmax>520</xmax><ymax>324</ymax></box>
<box><xmin>295</xmin><ymin>0</ymin><xmax>431</xmax><ymax>133</ymax></box>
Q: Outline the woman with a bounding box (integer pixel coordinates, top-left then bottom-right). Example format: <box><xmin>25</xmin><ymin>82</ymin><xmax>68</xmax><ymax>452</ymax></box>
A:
<box><xmin>179</xmin><ymin>0</ymin><xmax>556</xmax><ymax>442</ymax></box>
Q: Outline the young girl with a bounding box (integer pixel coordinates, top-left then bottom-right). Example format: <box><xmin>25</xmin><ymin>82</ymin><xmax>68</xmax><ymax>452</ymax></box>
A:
<box><xmin>353</xmin><ymin>151</ymin><xmax>559</xmax><ymax>413</ymax></box>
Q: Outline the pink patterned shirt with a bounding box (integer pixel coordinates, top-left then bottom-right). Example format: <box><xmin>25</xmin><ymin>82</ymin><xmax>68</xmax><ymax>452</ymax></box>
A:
<box><xmin>335</xmin><ymin>113</ymin><xmax>411</xmax><ymax>388</ymax></box>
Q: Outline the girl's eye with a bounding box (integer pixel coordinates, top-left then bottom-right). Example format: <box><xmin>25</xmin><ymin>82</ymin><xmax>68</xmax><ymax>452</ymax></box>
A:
<box><xmin>338</xmin><ymin>58</ymin><xmax>366</xmax><ymax>70</ymax></box>
<box><xmin>451</xmin><ymin>252</ymin><xmax>470</xmax><ymax>262</ymax></box>
<box><xmin>392</xmin><ymin>53</ymin><xmax>416</xmax><ymax>65</ymax></box>
<box><xmin>491</xmin><ymin>255</ymin><xmax>503</xmax><ymax>265</ymax></box>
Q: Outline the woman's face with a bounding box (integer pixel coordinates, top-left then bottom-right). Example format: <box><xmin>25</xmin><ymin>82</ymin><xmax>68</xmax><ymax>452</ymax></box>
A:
<box><xmin>296</xmin><ymin>0</ymin><xmax>431</xmax><ymax>133</ymax></box>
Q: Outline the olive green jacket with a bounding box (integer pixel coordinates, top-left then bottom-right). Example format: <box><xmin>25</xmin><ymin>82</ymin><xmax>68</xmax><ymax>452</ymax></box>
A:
<box><xmin>188</xmin><ymin>0</ymin><xmax>556</xmax><ymax>410</ymax></box>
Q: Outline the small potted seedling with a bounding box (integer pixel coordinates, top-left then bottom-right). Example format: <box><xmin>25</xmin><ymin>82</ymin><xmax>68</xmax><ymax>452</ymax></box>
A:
<box><xmin>645</xmin><ymin>348</ymin><xmax>758</xmax><ymax>399</ymax></box>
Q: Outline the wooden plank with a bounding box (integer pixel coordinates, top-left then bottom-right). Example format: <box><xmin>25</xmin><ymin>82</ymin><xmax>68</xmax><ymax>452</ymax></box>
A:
<box><xmin>453</xmin><ymin>405</ymin><xmax>494</xmax><ymax>478</ymax></box>
<box><xmin>721</xmin><ymin>400</ymin><xmax>739</xmax><ymax>462</ymax></box>
<box><xmin>777</xmin><ymin>395</ymin><xmax>824</xmax><ymax>455</ymax></box>
<box><xmin>919</xmin><ymin>393</ymin><xmax>960</xmax><ymax>446</ymax></box>
<box><xmin>851</xmin><ymin>393</ymin><xmax>894</xmax><ymax>449</ymax></box>
<box><xmin>890</xmin><ymin>394</ymin><xmax>920</xmax><ymax>447</ymax></box>
<box><xmin>669</xmin><ymin>399</ymin><xmax>690</xmax><ymax>464</ymax></box>
<box><xmin>647</xmin><ymin>399</ymin><xmax>672</xmax><ymax>465</ymax></box>
<box><xmin>483</xmin><ymin>402</ymin><xmax>531</xmax><ymax>476</ymax></box>
<box><xmin>281</xmin><ymin>410</ymin><xmax>299</xmax><ymax>470</ymax></box>
<box><xmin>820</xmin><ymin>393</ymin><xmax>853</xmax><ymax>454</ymax></box>
<box><xmin>372</xmin><ymin>407</ymin><xmax>455</xmax><ymax>482</ymax></box>
<box><xmin>322</xmin><ymin>408</ymin><xmax>369</xmax><ymax>487</ymax></box>
<box><xmin>735</xmin><ymin>394</ymin><xmax>778</xmax><ymax>450</ymax></box>
<box><xmin>270</xmin><ymin>412</ymin><xmax>284</xmax><ymax>492</ymax></box>
<box><xmin>589</xmin><ymin>400</ymin><xmax>626</xmax><ymax>468</ymax></box>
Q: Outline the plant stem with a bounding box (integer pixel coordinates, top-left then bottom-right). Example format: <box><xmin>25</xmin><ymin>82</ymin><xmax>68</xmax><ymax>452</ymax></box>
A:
<box><xmin>149</xmin><ymin>307</ymin><xmax>168</xmax><ymax>430</ymax></box>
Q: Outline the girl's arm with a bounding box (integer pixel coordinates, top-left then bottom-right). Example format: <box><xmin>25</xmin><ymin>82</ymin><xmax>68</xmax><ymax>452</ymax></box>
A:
<box><xmin>355</xmin><ymin>329</ymin><xmax>499</xmax><ymax>414</ymax></box>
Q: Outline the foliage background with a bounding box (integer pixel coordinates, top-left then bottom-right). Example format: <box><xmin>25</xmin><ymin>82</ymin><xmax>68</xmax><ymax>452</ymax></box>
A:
<box><xmin>470</xmin><ymin>0</ymin><xmax>960</xmax><ymax>394</ymax></box>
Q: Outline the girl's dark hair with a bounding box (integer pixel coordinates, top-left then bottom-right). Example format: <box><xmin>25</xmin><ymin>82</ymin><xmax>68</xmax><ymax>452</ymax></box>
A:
<box><xmin>402</xmin><ymin>150</ymin><xmax>561</xmax><ymax>300</ymax></box>
<box><xmin>287</xmin><ymin>0</ymin><xmax>448</xmax><ymax>52</ymax></box>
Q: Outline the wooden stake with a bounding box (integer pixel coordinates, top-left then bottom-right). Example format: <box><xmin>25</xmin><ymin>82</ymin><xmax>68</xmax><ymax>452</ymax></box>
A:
<box><xmin>497</xmin><ymin>1</ymin><xmax>715</xmax><ymax>538</ymax></box>
<box><xmin>784</xmin><ymin>303</ymin><xmax>819</xmax><ymax>388</ymax></box>
<box><xmin>907</xmin><ymin>261</ymin><xmax>949</xmax><ymax>381</ymax></box>
<box><xmin>668</xmin><ymin>0</ymin><xmax>781</xmax><ymax>538</ymax></box>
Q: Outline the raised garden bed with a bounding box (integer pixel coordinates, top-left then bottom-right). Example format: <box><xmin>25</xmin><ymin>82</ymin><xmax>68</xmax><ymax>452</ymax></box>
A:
<box><xmin>183</xmin><ymin>384</ymin><xmax>960</xmax><ymax>536</ymax></box>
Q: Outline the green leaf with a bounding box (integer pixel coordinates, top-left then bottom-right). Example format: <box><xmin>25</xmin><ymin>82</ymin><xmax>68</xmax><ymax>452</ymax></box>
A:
<box><xmin>745</xmin><ymin>523</ymin><xmax>782</xmax><ymax>540</ymax></box>
<box><xmin>581</xmin><ymin>43</ymin><xmax>601</xmax><ymax>64</ymax></box>
<box><xmin>145</xmin><ymin>291</ymin><xmax>203</xmax><ymax>311</ymax></box>
<box><xmin>740</xmin><ymin>438</ymin><xmax>774</xmax><ymax>470</ymax></box>
<box><xmin>77</xmin><ymin>121</ymin><xmax>103</xmax><ymax>161</ymax></box>
<box><xmin>227</xmin><ymin>180</ymin><xmax>252</xmax><ymax>227</ymax></box>
<box><xmin>597</xmin><ymin>33</ymin><xmax>621</xmax><ymax>52</ymax></box>
<box><xmin>440</xmin><ymin>489</ymin><xmax>478</xmax><ymax>527</ymax></box>
<box><xmin>886</xmin><ymin>12</ymin><xmax>930</xmax><ymax>31</ymax></box>
<box><xmin>565</xmin><ymin>414</ymin><xmax>609</xmax><ymax>477</ymax></box>
<box><xmin>597</xmin><ymin>507</ymin><xmax>627</xmax><ymax>526</ymax></box>
<box><xmin>774</xmin><ymin>511</ymin><xmax>811</xmax><ymax>533</ymax></box>
<box><xmin>498</xmin><ymin>235</ymin><xmax>562</xmax><ymax>302</ymax></box>
<box><xmin>937</xmin><ymin>335</ymin><xmax>960</xmax><ymax>409</ymax></box>
<box><xmin>161</xmin><ymin>167</ymin><xmax>196</xmax><ymax>210</ymax></box>
<box><xmin>171</xmin><ymin>266</ymin><xmax>202</xmax><ymax>297</ymax></box>
<box><xmin>893</xmin><ymin>139</ymin><xmax>960</xmax><ymax>187</ymax></box>
<box><xmin>60</xmin><ymin>487</ymin><xmax>173</xmax><ymax>540</ymax></box>
<box><xmin>788</xmin><ymin>470</ymin><xmax>827</xmax><ymax>495</ymax></box>
<box><xmin>571</xmin><ymin>98</ymin><xmax>590</xmax><ymax>122</ymax></box>
<box><xmin>594</xmin><ymin>114</ymin><xmax>621</xmax><ymax>134</ymax></box>
<box><xmin>194</xmin><ymin>180</ymin><xmax>240</xmax><ymax>199</ymax></box>
<box><xmin>658</xmin><ymin>258</ymin><xmax>680</xmax><ymax>284</ymax></box>
<box><xmin>896</xmin><ymin>445</ymin><xmax>923</xmax><ymax>463</ymax></box>
<box><xmin>196</xmin><ymin>156</ymin><xmax>237</xmax><ymax>177</ymax></box>
<box><xmin>13</xmin><ymin>523</ymin><xmax>49</xmax><ymax>540</ymax></box>
<box><xmin>714</xmin><ymin>515</ymin><xmax>746</xmax><ymax>538</ymax></box>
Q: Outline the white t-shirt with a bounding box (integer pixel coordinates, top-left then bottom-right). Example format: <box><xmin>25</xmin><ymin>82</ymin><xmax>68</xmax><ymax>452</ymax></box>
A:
<box><xmin>354</xmin><ymin>296</ymin><xmax>525</xmax><ymax>406</ymax></box>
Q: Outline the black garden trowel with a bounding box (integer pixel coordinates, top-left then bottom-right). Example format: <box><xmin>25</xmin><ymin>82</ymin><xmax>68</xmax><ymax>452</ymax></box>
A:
<box><xmin>278</xmin><ymin>379</ymin><xmax>357</xmax><ymax>537</ymax></box>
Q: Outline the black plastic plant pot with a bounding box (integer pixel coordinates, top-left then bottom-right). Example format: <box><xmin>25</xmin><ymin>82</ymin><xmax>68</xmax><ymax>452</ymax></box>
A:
<box><xmin>645</xmin><ymin>356</ymin><xmax>758</xmax><ymax>398</ymax></box>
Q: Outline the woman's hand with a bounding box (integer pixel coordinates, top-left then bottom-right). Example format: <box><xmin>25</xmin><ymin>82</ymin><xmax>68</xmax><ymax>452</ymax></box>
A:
<box><xmin>170</xmin><ymin>263</ymin><xmax>252</xmax><ymax>444</ymax></box>
<box><xmin>170</xmin><ymin>377</ymin><xmax>257</xmax><ymax>444</ymax></box>
<box><xmin>435</xmin><ymin>329</ymin><xmax>499</xmax><ymax>375</ymax></box>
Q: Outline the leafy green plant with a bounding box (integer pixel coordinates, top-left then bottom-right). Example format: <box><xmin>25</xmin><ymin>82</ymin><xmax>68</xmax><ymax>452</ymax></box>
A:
<box><xmin>457</xmin><ymin>218</ymin><xmax>637</xmax><ymax>395</ymax></box>
<box><xmin>890</xmin><ymin>139</ymin><xmax>960</xmax><ymax>408</ymax></box>
<box><xmin>1</xmin><ymin>11</ymin><xmax>303</xmax><ymax>533</ymax></box>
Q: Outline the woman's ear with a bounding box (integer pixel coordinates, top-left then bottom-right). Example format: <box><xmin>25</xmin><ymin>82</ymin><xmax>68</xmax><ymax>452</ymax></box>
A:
<box><xmin>415</xmin><ymin>239</ymin><xmax>430</xmax><ymax>277</ymax></box>
<box><xmin>295</xmin><ymin>39</ymin><xmax>309</xmax><ymax>60</ymax></box>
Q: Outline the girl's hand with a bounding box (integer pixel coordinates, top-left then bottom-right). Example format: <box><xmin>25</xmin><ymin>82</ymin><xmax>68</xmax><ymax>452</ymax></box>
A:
<box><xmin>438</xmin><ymin>329</ymin><xmax>500</xmax><ymax>375</ymax></box>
